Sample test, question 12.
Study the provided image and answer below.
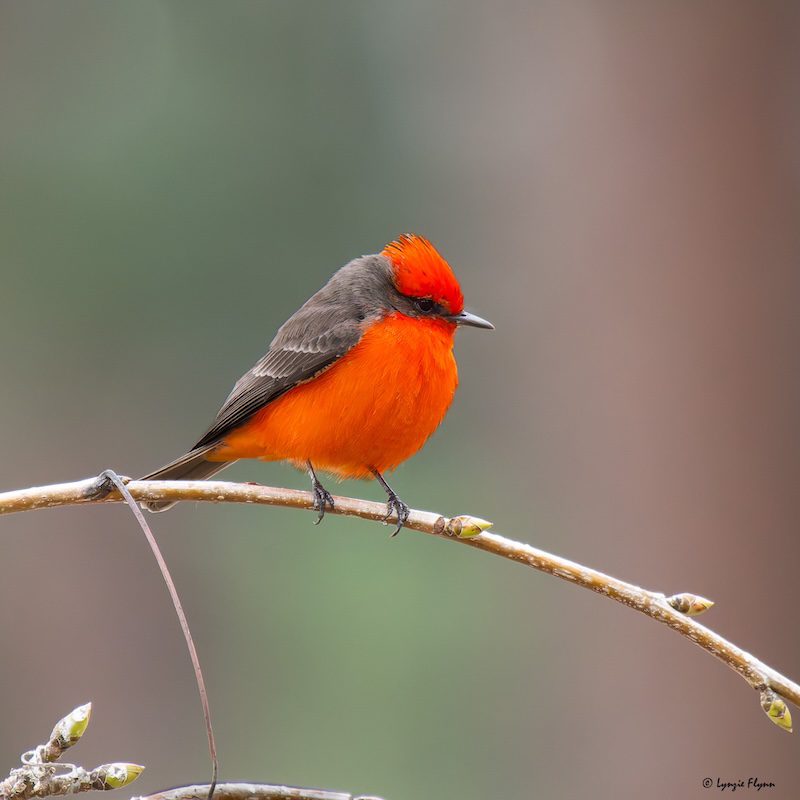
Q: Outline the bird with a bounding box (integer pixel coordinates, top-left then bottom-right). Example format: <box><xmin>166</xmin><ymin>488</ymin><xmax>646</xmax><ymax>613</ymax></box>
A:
<box><xmin>141</xmin><ymin>234</ymin><xmax>493</xmax><ymax>533</ymax></box>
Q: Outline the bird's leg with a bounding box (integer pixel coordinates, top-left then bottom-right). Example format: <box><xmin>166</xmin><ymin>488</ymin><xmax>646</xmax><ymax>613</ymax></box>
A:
<box><xmin>307</xmin><ymin>461</ymin><xmax>334</xmax><ymax>524</ymax></box>
<box><xmin>370</xmin><ymin>468</ymin><xmax>410</xmax><ymax>536</ymax></box>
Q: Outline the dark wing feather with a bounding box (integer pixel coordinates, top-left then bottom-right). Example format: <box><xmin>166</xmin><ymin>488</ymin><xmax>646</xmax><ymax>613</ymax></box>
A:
<box><xmin>192</xmin><ymin>305</ymin><xmax>364</xmax><ymax>450</ymax></box>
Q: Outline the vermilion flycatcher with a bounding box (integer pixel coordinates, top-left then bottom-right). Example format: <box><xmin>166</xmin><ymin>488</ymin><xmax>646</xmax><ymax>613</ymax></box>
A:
<box><xmin>142</xmin><ymin>234</ymin><xmax>493</xmax><ymax>531</ymax></box>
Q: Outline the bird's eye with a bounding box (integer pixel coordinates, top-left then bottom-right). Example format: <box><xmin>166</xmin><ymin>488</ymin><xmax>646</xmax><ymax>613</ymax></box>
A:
<box><xmin>413</xmin><ymin>298</ymin><xmax>435</xmax><ymax>314</ymax></box>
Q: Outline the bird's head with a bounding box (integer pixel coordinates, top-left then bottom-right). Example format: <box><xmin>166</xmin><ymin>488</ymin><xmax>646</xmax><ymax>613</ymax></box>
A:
<box><xmin>381</xmin><ymin>234</ymin><xmax>494</xmax><ymax>330</ymax></box>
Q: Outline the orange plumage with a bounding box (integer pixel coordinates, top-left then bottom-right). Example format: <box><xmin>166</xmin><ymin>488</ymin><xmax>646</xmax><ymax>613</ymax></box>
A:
<box><xmin>212</xmin><ymin>314</ymin><xmax>458</xmax><ymax>477</ymax></box>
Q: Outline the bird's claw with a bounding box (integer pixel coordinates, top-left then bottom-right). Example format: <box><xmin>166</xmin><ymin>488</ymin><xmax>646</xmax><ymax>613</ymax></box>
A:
<box><xmin>385</xmin><ymin>492</ymin><xmax>410</xmax><ymax>536</ymax></box>
<box><xmin>311</xmin><ymin>480</ymin><xmax>335</xmax><ymax>524</ymax></box>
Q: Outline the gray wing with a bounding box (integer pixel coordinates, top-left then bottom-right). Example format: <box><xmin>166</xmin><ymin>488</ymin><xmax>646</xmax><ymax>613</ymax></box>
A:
<box><xmin>192</xmin><ymin>304</ymin><xmax>364</xmax><ymax>450</ymax></box>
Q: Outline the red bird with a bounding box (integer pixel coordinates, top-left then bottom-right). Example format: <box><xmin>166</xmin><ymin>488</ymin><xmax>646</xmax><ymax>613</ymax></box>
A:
<box><xmin>142</xmin><ymin>235</ymin><xmax>493</xmax><ymax>532</ymax></box>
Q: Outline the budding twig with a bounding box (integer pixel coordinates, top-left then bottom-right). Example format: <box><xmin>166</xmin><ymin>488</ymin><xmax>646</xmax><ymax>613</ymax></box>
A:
<box><xmin>0</xmin><ymin>707</ymin><xmax>382</xmax><ymax>800</ymax></box>
<box><xmin>0</xmin><ymin>475</ymin><xmax>798</xmax><ymax>731</ymax></box>
<box><xmin>0</xmin><ymin>703</ymin><xmax>143</xmax><ymax>800</ymax></box>
<box><xmin>666</xmin><ymin>593</ymin><xmax>715</xmax><ymax>617</ymax></box>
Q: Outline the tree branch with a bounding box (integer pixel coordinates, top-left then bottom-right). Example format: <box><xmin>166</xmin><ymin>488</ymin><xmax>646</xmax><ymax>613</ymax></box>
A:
<box><xmin>133</xmin><ymin>783</ymin><xmax>383</xmax><ymax>800</ymax></box>
<box><xmin>1</xmin><ymin>475</ymin><xmax>796</xmax><ymax>731</ymax></box>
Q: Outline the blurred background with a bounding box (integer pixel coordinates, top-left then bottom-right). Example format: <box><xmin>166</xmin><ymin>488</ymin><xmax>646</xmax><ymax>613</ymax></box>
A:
<box><xmin>1</xmin><ymin>2</ymin><xmax>799</xmax><ymax>798</ymax></box>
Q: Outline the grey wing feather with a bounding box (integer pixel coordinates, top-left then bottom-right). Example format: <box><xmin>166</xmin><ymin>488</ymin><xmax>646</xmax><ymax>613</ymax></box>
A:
<box><xmin>192</xmin><ymin>306</ymin><xmax>363</xmax><ymax>450</ymax></box>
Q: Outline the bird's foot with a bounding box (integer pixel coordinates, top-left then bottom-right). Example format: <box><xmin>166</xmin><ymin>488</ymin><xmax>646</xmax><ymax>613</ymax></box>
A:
<box><xmin>384</xmin><ymin>492</ymin><xmax>410</xmax><ymax>537</ymax></box>
<box><xmin>311</xmin><ymin>478</ymin><xmax>335</xmax><ymax>524</ymax></box>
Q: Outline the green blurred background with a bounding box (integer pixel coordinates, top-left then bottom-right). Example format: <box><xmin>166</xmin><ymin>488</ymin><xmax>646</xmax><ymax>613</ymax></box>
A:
<box><xmin>2</xmin><ymin>2</ymin><xmax>800</xmax><ymax>798</ymax></box>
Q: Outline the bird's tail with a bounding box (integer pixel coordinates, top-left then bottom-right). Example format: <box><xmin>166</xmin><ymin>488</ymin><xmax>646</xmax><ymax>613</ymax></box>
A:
<box><xmin>140</xmin><ymin>446</ymin><xmax>236</xmax><ymax>513</ymax></box>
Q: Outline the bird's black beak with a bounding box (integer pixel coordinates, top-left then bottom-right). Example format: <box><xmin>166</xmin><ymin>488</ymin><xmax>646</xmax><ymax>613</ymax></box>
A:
<box><xmin>452</xmin><ymin>310</ymin><xmax>494</xmax><ymax>330</ymax></box>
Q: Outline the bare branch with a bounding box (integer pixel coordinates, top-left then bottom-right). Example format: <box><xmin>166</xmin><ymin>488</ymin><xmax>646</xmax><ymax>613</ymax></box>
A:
<box><xmin>133</xmin><ymin>783</ymin><xmax>383</xmax><ymax>800</ymax></box>
<box><xmin>0</xmin><ymin>475</ymin><xmax>797</xmax><ymax>730</ymax></box>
